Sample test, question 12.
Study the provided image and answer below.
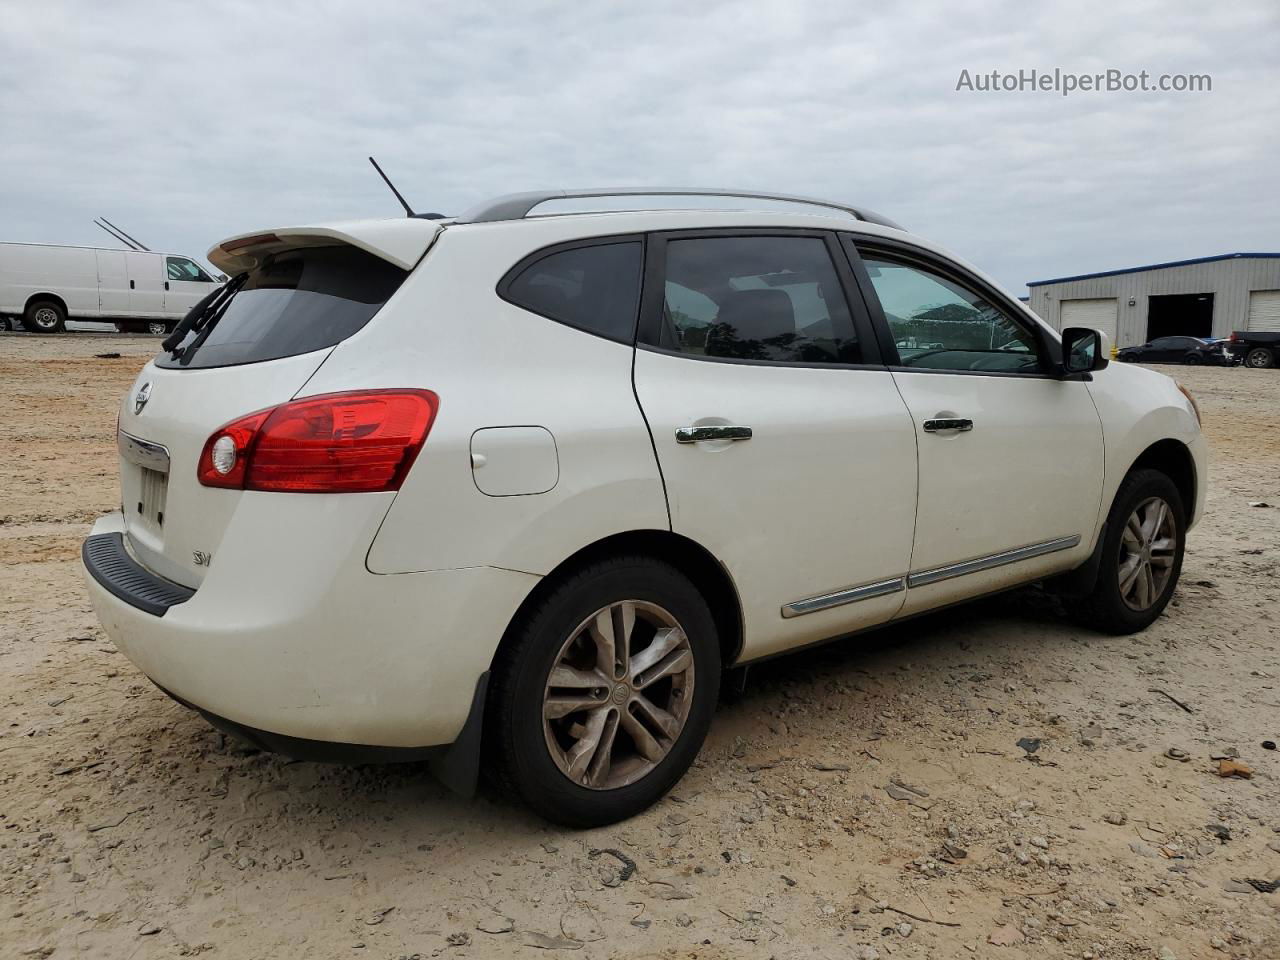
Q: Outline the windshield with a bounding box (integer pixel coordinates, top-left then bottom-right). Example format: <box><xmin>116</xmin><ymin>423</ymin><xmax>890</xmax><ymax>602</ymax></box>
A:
<box><xmin>156</xmin><ymin>245</ymin><xmax>406</xmax><ymax>369</ymax></box>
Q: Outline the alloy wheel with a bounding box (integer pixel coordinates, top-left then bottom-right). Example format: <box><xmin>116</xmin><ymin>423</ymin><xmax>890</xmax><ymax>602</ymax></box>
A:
<box><xmin>542</xmin><ymin>600</ymin><xmax>694</xmax><ymax>790</ymax></box>
<box><xmin>1117</xmin><ymin>496</ymin><xmax>1177</xmax><ymax>611</ymax></box>
<box><xmin>148</xmin><ymin>322</ymin><xmax>167</xmax><ymax>335</ymax></box>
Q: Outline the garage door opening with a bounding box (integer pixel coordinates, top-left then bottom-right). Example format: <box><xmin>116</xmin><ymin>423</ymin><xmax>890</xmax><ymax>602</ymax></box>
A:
<box><xmin>1147</xmin><ymin>293</ymin><xmax>1213</xmax><ymax>340</ymax></box>
<box><xmin>1060</xmin><ymin>298</ymin><xmax>1118</xmax><ymax>344</ymax></box>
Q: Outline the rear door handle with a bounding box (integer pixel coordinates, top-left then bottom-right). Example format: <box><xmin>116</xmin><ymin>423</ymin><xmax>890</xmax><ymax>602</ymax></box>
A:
<box><xmin>922</xmin><ymin>418</ymin><xmax>973</xmax><ymax>433</ymax></box>
<box><xmin>675</xmin><ymin>425</ymin><xmax>753</xmax><ymax>443</ymax></box>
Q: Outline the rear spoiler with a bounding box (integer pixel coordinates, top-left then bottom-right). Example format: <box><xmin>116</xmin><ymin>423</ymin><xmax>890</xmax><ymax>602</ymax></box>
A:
<box><xmin>208</xmin><ymin>218</ymin><xmax>442</xmax><ymax>275</ymax></box>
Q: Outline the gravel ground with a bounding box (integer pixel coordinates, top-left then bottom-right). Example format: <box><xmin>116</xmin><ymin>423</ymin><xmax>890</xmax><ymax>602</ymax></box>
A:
<box><xmin>2</xmin><ymin>332</ymin><xmax>1278</xmax><ymax>959</ymax></box>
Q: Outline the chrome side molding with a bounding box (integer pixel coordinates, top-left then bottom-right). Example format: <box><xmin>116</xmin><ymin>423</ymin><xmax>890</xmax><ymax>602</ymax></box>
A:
<box><xmin>782</xmin><ymin>577</ymin><xmax>905</xmax><ymax>618</ymax></box>
<box><xmin>781</xmin><ymin>535</ymin><xmax>1083</xmax><ymax>619</ymax></box>
<box><xmin>118</xmin><ymin>430</ymin><xmax>171</xmax><ymax>474</ymax></box>
<box><xmin>907</xmin><ymin>535</ymin><xmax>1081</xmax><ymax>588</ymax></box>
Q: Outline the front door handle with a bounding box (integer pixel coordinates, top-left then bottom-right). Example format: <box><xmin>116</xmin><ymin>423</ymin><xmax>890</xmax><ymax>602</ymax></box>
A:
<box><xmin>923</xmin><ymin>417</ymin><xmax>973</xmax><ymax>433</ymax></box>
<box><xmin>675</xmin><ymin>425</ymin><xmax>753</xmax><ymax>443</ymax></box>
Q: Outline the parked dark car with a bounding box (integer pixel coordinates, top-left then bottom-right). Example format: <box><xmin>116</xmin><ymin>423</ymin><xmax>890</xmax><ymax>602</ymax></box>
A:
<box><xmin>1226</xmin><ymin>331</ymin><xmax>1280</xmax><ymax>369</ymax></box>
<box><xmin>1116</xmin><ymin>336</ymin><xmax>1238</xmax><ymax>366</ymax></box>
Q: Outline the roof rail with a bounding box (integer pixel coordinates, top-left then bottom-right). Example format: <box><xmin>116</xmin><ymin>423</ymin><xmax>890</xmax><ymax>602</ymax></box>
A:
<box><xmin>456</xmin><ymin>187</ymin><xmax>904</xmax><ymax>230</ymax></box>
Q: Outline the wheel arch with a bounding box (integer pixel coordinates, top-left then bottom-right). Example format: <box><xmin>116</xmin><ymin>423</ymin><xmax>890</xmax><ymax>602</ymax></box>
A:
<box><xmin>1051</xmin><ymin>437</ymin><xmax>1196</xmax><ymax>599</ymax></box>
<box><xmin>1126</xmin><ymin>438</ymin><xmax>1196</xmax><ymax>515</ymax></box>
<box><xmin>24</xmin><ymin>292</ymin><xmax>69</xmax><ymax>317</ymax></box>
<box><xmin>489</xmin><ymin>529</ymin><xmax>746</xmax><ymax>674</ymax></box>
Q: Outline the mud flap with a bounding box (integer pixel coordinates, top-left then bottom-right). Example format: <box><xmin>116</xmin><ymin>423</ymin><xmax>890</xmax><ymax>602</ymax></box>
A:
<box><xmin>1046</xmin><ymin>522</ymin><xmax>1108</xmax><ymax>597</ymax></box>
<box><xmin>428</xmin><ymin>671</ymin><xmax>489</xmax><ymax>798</ymax></box>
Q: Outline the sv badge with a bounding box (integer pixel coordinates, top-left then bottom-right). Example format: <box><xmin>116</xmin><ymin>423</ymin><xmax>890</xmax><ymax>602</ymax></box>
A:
<box><xmin>192</xmin><ymin>550</ymin><xmax>212</xmax><ymax>567</ymax></box>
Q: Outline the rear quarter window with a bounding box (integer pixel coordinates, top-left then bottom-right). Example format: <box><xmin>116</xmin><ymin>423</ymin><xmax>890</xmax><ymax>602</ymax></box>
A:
<box><xmin>157</xmin><ymin>245</ymin><xmax>406</xmax><ymax>369</ymax></box>
<box><xmin>500</xmin><ymin>240</ymin><xmax>643</xmax><ymax>343</ymax></box>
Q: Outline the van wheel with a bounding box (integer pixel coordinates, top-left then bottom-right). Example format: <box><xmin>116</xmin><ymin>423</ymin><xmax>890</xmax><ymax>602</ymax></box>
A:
<box><xmin>1246</xmin><ymin>347</ymin><xmax>1275</xmax><ymax>369</ymax></box>
<box><xmin>1071</xmin><ymin>469</ymin><xmax>1185</xmax><ymax>634</ymax></box>
<box><xmin>24</xmin><ymin>300</ymin><xmax>66</xmax><ymax>333</ymax></box>
<box><xmin>488</xmin><ymin>556</ymin><xmax>720</xmax><ymax>827</ymax></box>
<box><xmin>147</xmin><ymin>321</ymin><xmax>168</xmax><ymax>336</ymax></box>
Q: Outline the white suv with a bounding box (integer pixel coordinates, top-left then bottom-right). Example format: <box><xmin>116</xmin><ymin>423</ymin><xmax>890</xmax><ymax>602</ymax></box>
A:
<box><xmin>82</xmin><ymin>188</ymin><xmax>1207</xmax><ymax>826</ymax></box>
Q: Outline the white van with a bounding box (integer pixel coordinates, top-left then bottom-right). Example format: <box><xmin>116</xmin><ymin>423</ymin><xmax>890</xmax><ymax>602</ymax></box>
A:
<box><xmin>0</xmin><ymin>241</ymin><xmax>223</xmax><ymax>334</ymax></box>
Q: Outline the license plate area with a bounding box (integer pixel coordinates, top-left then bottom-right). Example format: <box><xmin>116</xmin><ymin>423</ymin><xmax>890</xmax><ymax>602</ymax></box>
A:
<box><xmin>136</xmin><ymin>467</ymin><xmax>169</xmax><ymax>530</ymax></box>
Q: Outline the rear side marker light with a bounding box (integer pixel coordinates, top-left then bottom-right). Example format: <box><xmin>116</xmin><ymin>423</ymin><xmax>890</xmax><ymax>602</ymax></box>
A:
<box><xmin>197</xmin><ymin>390</ymin><xmax>438</xmax><ymax>493</ymax></box>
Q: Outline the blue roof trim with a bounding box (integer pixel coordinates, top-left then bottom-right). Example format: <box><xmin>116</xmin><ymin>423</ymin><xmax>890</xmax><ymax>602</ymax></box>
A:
<box><xmin>1028</xmin><ymin>252</ymin><xmax>1280</xmax><ymax>288</ymax></box>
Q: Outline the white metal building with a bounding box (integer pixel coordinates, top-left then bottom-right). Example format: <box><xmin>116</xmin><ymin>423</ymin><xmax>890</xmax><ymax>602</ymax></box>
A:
<box><xmin>1027</xmin><ymin>252</ymin><xmax>1280</xmax><ymax>347</ymax></box>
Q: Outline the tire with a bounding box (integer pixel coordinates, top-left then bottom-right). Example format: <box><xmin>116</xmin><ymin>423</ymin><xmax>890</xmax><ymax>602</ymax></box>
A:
<box><xmin>24</xmin><ymin>299</ymin><xmax>66</xmax><ymax>334</ymax></box>
<box><xmin>147</xmin><ymin>321</ymin><xmax>168</xmax><ymax>336</ymax></box>
<box><xmin>1183</xmin><ymin>353</ymin><xmax>1203</xmax><ymax>365</ymax></box>
<box><xmin>488</xmin><ymin>556</ymin><xmax>720</xmax><ymax>827</ymax></box>
<box><xmin>1245</xmin><ymin>347</ymin><xmax>1275</xmax><ymax>369</ymax></box>
<box><xmin>1071</xmin><ymin>468</ymin><xmax>1186</xmax><ymax>635</ymax></box>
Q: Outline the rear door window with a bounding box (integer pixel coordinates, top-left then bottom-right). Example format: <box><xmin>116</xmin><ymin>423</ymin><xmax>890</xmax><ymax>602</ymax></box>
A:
<box><xmin>657</xmin><ymin>236</ymin><xmax>860</xmax><ymax>364</ymax></box>
<box><xmin>156</xmin><ymin>245</ymin><xmax>406</xmax><ymax>369</ymax></box>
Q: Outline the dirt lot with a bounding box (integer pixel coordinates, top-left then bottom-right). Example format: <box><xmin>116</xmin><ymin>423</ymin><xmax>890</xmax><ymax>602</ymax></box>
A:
<box><xmin>2</xmin><ymin>333</ymin><xmax>1278</xmax><ymax>960</ymax></box>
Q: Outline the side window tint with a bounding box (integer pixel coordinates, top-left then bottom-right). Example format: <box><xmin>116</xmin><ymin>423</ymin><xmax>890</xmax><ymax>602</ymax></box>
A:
<box><xmin>859</xmin><ymin>254</ymin><xmax>1040</xmax><ymax>373</ymax></box>
<box><xmin>505</xmin><ymin>241</ymin><xmax>642</xmax><ymax>342</ymax></box>
<box><xmin>661</xmin><ymin>236</ymin><xmax>859</xmax><ymax>364</ymax></box>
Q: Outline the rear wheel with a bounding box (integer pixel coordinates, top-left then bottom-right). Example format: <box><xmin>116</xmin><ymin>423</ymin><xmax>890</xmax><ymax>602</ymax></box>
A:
<box><xmin>1183</xmin><ymin>353</ymin><xmax>1203</xmax><ymax>365</ymax></box>
<box><xmin>488</xmin><ymin>556</ymin><xmax>720</xmax><ymax>827</ymax></box>
<box><xmin>24</xmin><ymin>300</ymin><xmax>65</xmax><ymax>333</ymax></box>
<box><xmin>147</xmin><ymin>321</ymin><xmax>168</xmax><ymax>336</ymax></box>
<box><xmin>1246</xmin><ymin>347</ymin><xmax>1275</xmax><ymax>369</ymax></box>
<box><xmin>1071</xmin><ymin>469</ymin><xmax>1185</xmax><ymax>634</ymax></box>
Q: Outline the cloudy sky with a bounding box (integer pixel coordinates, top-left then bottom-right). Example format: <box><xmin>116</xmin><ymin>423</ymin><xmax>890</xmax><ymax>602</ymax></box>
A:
<box><xmin>2</xmin><ymin>0</ymin><xmax>1276</xmax><ymax>292</ymax></box>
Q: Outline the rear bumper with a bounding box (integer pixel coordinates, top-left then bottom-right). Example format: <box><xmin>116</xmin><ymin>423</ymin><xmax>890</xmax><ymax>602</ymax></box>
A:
<box><xmin>82</xmin><ymin>510</ymin><xmax>539</xmax><ymax>748</ymax></box>
<box><xmin>155</xmin><ymin>682</ymin><xmax>441</xmax><ymax>763</ymax></box>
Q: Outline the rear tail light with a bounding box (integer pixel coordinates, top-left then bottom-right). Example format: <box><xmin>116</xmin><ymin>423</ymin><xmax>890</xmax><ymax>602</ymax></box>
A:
<box><xmin>197</xmin><ymin>390</ymin><xmax>438</xmax><ymax>493</ymax></box>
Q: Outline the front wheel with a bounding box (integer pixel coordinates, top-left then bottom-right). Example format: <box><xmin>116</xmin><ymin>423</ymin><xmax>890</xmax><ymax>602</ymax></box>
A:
<box><xmin>147</xmin><ymin>321</ymin><xmax>168</xmax><ymax>336</ymax></box>
<box><xmin>488</xmin><ymin>557</ymin><xmax>720</xmax><ymax>827</ymax></box>
<box><xmin>1071</xmin><ymin>469</ymin><xmax>1185</xmax><ymax>634</ymax></box>
<box><xmin>1246</xmin><ymin>347</ymin><xmax>1275</xmax><ymax>369</ymax></box>
<box><xmin>1183</xmin><ymin>353</ymin><xmax>1203</xmax><ymax>365</ymax></box>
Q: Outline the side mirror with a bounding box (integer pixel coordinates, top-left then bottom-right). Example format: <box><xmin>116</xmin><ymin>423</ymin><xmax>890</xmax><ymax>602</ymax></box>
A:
<box><xmin>1061</xmin><ymin>326</ymin><xmax>1110</xmax><ymax>374</ymax></box>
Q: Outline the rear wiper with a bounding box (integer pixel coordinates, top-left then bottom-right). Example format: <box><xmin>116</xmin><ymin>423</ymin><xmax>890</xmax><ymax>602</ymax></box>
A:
<box><xmin>163</xmin><ymin>272</ymin><xmax>249</xmax><ymax>360</ymax></box>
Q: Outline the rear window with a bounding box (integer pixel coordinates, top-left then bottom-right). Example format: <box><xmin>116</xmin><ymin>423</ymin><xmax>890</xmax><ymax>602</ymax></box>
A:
<box><xmin>157</xmin><ymin>245</ymin><xmax>406</xmax><ymax>369</ymax></box>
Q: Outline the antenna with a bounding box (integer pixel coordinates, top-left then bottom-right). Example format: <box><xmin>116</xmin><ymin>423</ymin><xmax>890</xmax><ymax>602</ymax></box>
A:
<box><xmin>99</xmin><ymin>217</ymin><xmax>151</xmax><ymax>252</ymax></box>
<box><xmin>94</xmin><ymin>219</ymin><xmax>141</xmax><ymax>251</ymax></box>
<box><xmin>368</xmin><ymin>156</ymin><xmax>415</xmax><ymax>217</ymax></box>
